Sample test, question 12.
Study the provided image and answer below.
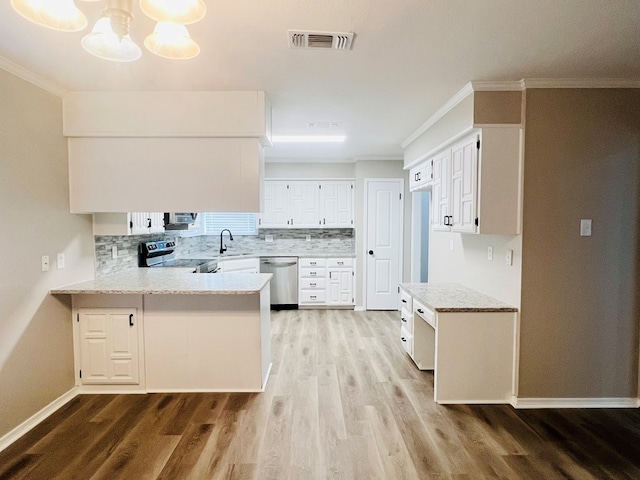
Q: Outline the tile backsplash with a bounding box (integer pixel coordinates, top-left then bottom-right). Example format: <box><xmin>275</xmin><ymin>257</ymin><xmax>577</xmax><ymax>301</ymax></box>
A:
<box><xmin>94</xmin><ymin>229</ymin><xmax>355</xmax><ymax>276</ymax></box>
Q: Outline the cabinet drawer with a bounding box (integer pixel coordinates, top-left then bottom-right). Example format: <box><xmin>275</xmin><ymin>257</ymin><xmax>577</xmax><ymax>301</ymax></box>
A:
<box><xmin>299</xmin><ymin>267</ymin><xmax>326</xmax><ymax>278</ymax></box>
<box><xmin>400</xmin><ymin>326</ymin><xmax>413</xmax><ymax>356</ymax></box>
<box><xmin>299</xmin><ymin>290</ymin><xmax>326</xmax><ymax>303</ymax></box>
<box><xmin>414</xmin><ymin>299</ymin><xmax>435</xmax><ymax>328</ymax></box>
<box><xmin>400</xmin><ymin>306</ymin><xmax>413</xmax><ymax>333</ymax></box>
<box><xmin>300</xmin><ymin>278</ymin><xmax>326</xmax><ymax>290</ymax></box>
<box><xmin>400</xmin><ymin>289</ymin><xmax>413</xmax><ymax>311</ymax></box>
<box><xmin>326</xmin><ymin>257</ymin><xmax>353</xmax><ymax>268</ymax></box>
<box><xmin>299</xmin><ymin>258</ymin><xmax>326</xmax><ymax>268</ymax></box>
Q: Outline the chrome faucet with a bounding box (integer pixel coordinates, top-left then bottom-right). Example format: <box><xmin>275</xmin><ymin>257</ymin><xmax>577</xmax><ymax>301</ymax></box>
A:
<box><xmin>219</xmin><ymin>229</ymin><xmax>233</xmax><ymax>254</ymax></box>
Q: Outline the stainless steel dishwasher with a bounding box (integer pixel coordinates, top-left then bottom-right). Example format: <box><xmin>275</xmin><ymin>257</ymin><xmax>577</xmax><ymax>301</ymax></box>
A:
<box><xmin>260</xmin><ymin>257</ymin><xmax>298</xmax><ymax>309</ymax></box>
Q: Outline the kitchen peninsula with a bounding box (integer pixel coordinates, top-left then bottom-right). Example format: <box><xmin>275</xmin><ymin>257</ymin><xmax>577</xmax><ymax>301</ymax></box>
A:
<box><xmin>51</xmin><ymin>269</ymin><xmax>272</xmax><ymax>393</ymax></box>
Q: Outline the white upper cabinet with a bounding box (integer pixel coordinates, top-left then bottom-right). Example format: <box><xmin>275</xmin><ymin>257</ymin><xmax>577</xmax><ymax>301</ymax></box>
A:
<box><xmin>93</xmin><ymin>212</ymin><xmax>165</xmax><ymax>236</ymax></box>
<box><xmin>409</xmin><ymin>162</ymin><xmax>433</xmax><ymax>192</ymax></box>
<box><xmin>261</xmin><ymin>180</ymin><xmax>354</xmax><ymax>229</ymax></box>
<box><xmin>322</xmin><ymin>181</ymin><xmax>354</xmax><ymax>228</ymax></box>
<box><xmin>290</xmin><ymin>182</ymin><xmax>322</xmax><ymax>228</ymax></box>
<box><xmin>421</xmin><ymin>127</ymin><xmax>521</xmax><ymax>235</ymax></box>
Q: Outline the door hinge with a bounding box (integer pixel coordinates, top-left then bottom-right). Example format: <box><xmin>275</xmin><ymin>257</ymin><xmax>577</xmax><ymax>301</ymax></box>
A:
<box><xmin>79</xmin><ymin>370</ymin><xmax>82</xmax><ymax>379</ymax></box>
<box><xmin>258</xmin><ymin>218</ymin><xmax>261</xmax><ymax>225</ymax></box>
<box><xmin>475</xmin><ymin>217</ymin><xmax>479</xmax><ymax>226</ymax></box>
<box><xmin>476</xmin><ymin>139</ymin><xmax>481</xmax><ymax>149</ymax></box>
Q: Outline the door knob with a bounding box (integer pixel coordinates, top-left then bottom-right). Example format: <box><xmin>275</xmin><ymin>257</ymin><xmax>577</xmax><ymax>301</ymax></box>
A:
<box><xmin>368</xmin><ymin>250</ymin><xmax>374</xmax><ymax>255</ymax></box>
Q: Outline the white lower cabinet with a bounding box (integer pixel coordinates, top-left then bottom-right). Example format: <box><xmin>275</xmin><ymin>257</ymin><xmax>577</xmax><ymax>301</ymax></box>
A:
<box><xmin>77</xmin><ymin>308</ymin><xmax>140</xmax><ymax>385</ymax></box>
<box><xmin>299</xmin><ymin>257</ymin><xmax>354</xmax><ymax>307</ymax></box>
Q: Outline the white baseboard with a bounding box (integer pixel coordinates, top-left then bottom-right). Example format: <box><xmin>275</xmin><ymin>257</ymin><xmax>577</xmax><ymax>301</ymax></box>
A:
<box><xmin>513</xmin><ymin>397</ymin><xmax>638</xmax><ymax>409</ymax></box>
<box><xmin>354</xmin><ymin>305</ymin><xmax>365</xmax><ymax>311</ymax></box>
<box><xmin>0</xmin><ymin>387</ymin><xmax>79</xmax><ymax>453</ymax></box>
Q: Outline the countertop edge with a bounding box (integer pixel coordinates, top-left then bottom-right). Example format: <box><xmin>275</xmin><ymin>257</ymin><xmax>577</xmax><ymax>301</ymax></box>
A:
<box><xmin>400</xmin><ymin>283</ymin><xmax>518</xmax><ymax>313</ymax></box>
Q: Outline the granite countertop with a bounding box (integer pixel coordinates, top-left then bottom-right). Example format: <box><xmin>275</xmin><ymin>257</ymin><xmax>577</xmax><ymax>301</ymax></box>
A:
<box><xmin>51</xmin><ymin>269</ymin><xmax>272</xmax><ymax>295</ymax></box>
<box><xmin>400</xmin><ymin>283</ymin><xmax>517</xmax><ymax>313</ymax></box>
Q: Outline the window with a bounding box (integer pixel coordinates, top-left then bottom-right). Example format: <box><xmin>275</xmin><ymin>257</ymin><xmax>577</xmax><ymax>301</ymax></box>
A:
<box><xmin>202</xmin><ymin>212</ymin><xmax>258</xmax><ymax>236</ymax></box>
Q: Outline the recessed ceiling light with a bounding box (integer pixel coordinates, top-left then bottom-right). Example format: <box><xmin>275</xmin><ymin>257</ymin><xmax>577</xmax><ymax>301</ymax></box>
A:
<box><xmin>272</xmin><ymin>135</ymin><xmax>346</xmax><ymax>143</ymax></box>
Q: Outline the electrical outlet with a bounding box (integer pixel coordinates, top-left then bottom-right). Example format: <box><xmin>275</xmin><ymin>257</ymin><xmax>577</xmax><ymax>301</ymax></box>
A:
<box><xmin>57</xmin><ymin>253</ymin><xmax>65</xmax><ymax>269</ymax></box>
<box><xmin>42</xmin><ymin>255</ymin><xmax>50</xmax><ymax>272</ymax></box>
<box><xmin>487</xmin><ymin>246</ymin><xmax>493</xmax><ymax>261</ymax></box>
<box><xmin>506</xmin><ymin>249</ymin><xmax>513</xmax><ymax>266</ymax></box>
<box><xmin>306</xmin><ymin>235</ymin><xmax>311</xmax><ymax>242</ymax></box>
<box><xmin>265</xmin><ymin>234</ymin><xmax>274</xmax><ymax>243</ymax></box>
<box><xmin>580</xmin><ymin>219</ymin><xmax>592</xmax><ymax>237</ymax></box>
<box><xmin>112</xmin><ymin>245</ymin><xmax>118</xmax><ymax>259</ymax></box>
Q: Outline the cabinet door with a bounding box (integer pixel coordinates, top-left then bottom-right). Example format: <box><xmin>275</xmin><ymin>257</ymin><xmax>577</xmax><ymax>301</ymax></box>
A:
<box><xmin>409</xmin><ymin>165</ymin><xmax>422</xmax><ymax>191</ymax></box>
<box><xmin>129</xmin><ymin>212</ymin><xmax>150</xmax><ymax>235</ymax></box>
<box><xmin>262</xmin><ymin>181</ymin><xmax>290</xmax><ymax>228</ymax></box>
<box><xmin>148</xmin><ymin>212</ymin><xmax>165</xmax><ymax>233</ymax></box>
<box><xmin>218</xmin><ymin>257</ymin><xmax>259</xmax><ymax>273</ymax></box>
<box><xmin>290</xmin><ymin>182</ymin><xmax>321</xmax><ymax>227</ymax></box>
<box><xmin>327</xmin><ymin>268</ymin><xmax>353</xmax><ymax>305</ymax></box>
<box><xmin>450</xmin><ymin>135</ymin><xmax>478</xmax><ymax>233</ymax></box>
<box><xmin>323</xmin><ymin>182</ymin><xmax>354</xmax><ymax>227</ymax></box>
<box><xmin>79</xmin><ymin>309</ymin><xmax>139</xmax><ymax>385</ymax></box>
<box><xmin>431</xmin><ymin>150</ymin><xmax>451</xmax><ymax>231</ymax></box>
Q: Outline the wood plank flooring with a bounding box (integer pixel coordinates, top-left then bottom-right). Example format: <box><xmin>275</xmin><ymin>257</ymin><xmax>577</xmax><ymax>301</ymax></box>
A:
<box><xmin>1</xmin><ymin>309</ymin><xmax>640</xmax><ymax>479</ymax></box>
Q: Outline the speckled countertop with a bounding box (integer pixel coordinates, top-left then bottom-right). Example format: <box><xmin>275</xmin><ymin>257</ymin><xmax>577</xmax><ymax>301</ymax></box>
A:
<box><xmin>400</xmin><ymin>283</ymin><xmax>517</xmax><ymax>313</ymax></box>
<box><xmin>180</xmin><ymin>252</ymin><xmax>355</xmax><ymax>260</ymax></box>
<box><xmin>51</xmin><ymin>269</ymin><xmax>272</xmax><ymax>295</ymax></box>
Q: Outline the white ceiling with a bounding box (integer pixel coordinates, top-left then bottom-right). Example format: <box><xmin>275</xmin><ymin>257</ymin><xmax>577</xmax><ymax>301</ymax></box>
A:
<box><xmin>1</xmin><ymin>0</ymin><xmax>639</xmax><ymax>161</ymax></box>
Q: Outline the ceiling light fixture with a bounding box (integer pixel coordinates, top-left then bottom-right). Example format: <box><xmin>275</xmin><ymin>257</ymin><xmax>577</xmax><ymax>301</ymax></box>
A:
<box><xmin>272</xmin><ymin>135</ymin><xmax>347</xmax><ymax>143</ymax></box>
<box><xmin>11</xmin><ymin>0</ymin><xmax>206</xmax><ymax>62</ymax></box>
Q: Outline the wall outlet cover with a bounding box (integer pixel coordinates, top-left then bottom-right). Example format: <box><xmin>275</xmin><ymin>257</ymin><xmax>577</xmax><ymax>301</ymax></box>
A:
<box><xmin>265</xmin><ymin>234</ymin><xmax>274</xmax><ymax>243</ymax></box>
<box><xmin>57</xmin><ymin>252</ymin><xmax>65</xmax><ymax>269</ymax></box>
<box><xmin>580</xmin><ymin>219</ymin><xmax>592</xmax><ymax>237</ymax></box>
<box><xmin>506</xmin><ymin>249</ymin><xmax>513</xmax><ymax>266</ymax></box>
<box><xmin>306</xmin><ymin>235</ymin><xmax>311</xmax><ymax>242</ymax></box>
<box><xmin>488</xmin><ymin>246</ymin><xmax>493</xmax><ymax>261</ymax></box>
<box><xmin>41</xmin><ymin>255</ymin><xmax>50</xmax><ymax>272</ymax></box>
<box><xmin>111</xmin><ymin>245</ymin><xmax>118</xmax><ymax>259</ymax></box>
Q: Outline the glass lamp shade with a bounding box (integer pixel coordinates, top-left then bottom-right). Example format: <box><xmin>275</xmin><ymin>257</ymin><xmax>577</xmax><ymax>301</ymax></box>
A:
<box><xmin>11</xmin><ymin>0</ymin><xmax>87</xmax><ymax>32</ymax></box>
<box><xmin>144</xmin><ymin>22</ymin><xmax>200</xmax><ymax>59</ymax></box>
<box><xmin>81</xmin><ymin>17</ymin><xmax>142</xmax><ymax>62</ymax></box>
<box><xmin>139</xmin><ymin>0</ymin><xmax>206</xmax><ymax>25</ymax></box>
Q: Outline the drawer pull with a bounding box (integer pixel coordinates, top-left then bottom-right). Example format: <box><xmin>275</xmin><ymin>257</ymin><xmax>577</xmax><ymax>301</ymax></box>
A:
<box><xmin>310</xmin><ymin>262</ymin><xmax>317</xmax><ymax>265</ymax></box>
<box><xmin>129</xmin><ymin>314</ymin><xmax>134</xmax><ymax>327</ymax></box>
<box><xmin>401</xmin><ymin>317</ymin><xmax>407</xmax><ymax>323</ymax></box>
<box><xmin>310</xmin><ymin>295</ymin><xmax>316</xmax><ymax>299</ymax></box>
<box><xmin>337</xmin><ymin>261</ymin><xmax>344</xmax><ymax>265</ymax></box>
<box><xmin>417</xmin><ymin>308</ymin><xmax>424</xmax><ymax>314</ymax></box>
<box><xmin>310</xmin><ymin>271</ymin><xmax>316</xmax><ymax>275</ymax></box>
<box><xmin>401</xmin><ymin>337</ymin><xmax>406</xmax><ymax>342</ymax></box>
<box><xmin>310</xmin><ymin>283</ymin><xmax>316</xmax><ymax>286</ymax></box>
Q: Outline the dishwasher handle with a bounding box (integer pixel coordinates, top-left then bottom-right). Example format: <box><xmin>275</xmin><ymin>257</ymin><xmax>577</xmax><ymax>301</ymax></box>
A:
<box><xmin>260</xmin><ymin>259</ymin><xmax>297</xmax><ymax>267</ymax></box>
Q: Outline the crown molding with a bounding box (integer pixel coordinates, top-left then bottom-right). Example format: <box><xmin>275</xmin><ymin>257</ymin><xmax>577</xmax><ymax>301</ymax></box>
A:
<box><xmin>522</xmin><ymin>78</ymin><xmax>640</xmax><ymax>89</ymax></box>
<box><xmin>401</xmin><ymin>82</ymin><xmax>474</xmax><ymax>148</ymax></box>
<box><xmin>470</xmin><ymin>80</ymin><xmax>526</xmax><ymax>91</ymax></box>
<box><xmin>353</xmin><ymin>155</ymin><xmax>403</xmax><ymax>162</ymax></box>
<box><xmin>0</xmin><ymin>55</ymin><xmax>67</xmax><ymax>97</ymax></box>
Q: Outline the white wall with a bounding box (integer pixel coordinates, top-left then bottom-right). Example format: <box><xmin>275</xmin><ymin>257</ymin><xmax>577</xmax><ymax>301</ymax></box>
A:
<box><xmin>0</xmin><ymin>69</ymin><xmax>95</xmax><ymax>439</ymax></box>
<box><xmin>265</xmin><ymin>161</ymin><xmax>355</xmax><ymax>179</ymax></box>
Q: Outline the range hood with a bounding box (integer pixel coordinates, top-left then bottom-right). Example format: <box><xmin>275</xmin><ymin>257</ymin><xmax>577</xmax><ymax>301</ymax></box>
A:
<box><xmin>164</xmin><ymin>212</ymin><xmax>199</xmax><ymax>230</ymax></box>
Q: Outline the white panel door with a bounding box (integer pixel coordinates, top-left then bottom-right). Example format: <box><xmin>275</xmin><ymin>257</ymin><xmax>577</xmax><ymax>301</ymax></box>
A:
<box><xmin>79</xmin><ymin>309</ymin><xmax>140</xmax><ymax>384</ymax></box>
<box><xmin>290</xmin><ymin>181</ymin><xmax>321</xmax><ymax>227</ymax></box>
<box><xmin>451</xmin><ymin>135</ymin><xmax>478</xmax><ymax>233</ymax></box>
<box><xmin>262</xmin><ymin>181</ymin><xmax>289</xmax><ymax>227</ymax></box>
<box><xmin>322</xmin><ymin>182</ymin><xmax>353</xmax><ymax>227</ymax></box>
<box><xmin>148</xmin><ymin>212</ymin><xmax>165</xmax><ymax>233</ymax></box>
<box><xmin>431</xmin><ymin>150</ymin><xmax>451</xmax><ymax>231</ymax></box>
<box><xmin>366</xmin><ymin>180</ymin><xmax>402</xmax><ymax>310</ymax></box>
<box><xmin>129</xmin><ymin>212</ymin><xmax>150</xmax><ymax>235</ymax></box>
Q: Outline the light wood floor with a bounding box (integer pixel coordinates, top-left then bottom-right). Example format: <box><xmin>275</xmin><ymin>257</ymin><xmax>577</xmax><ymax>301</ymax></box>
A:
<box><xmin>1</xmin><ymin>309</ymin><xmax>640</xmax><ymax>479</ymax></box>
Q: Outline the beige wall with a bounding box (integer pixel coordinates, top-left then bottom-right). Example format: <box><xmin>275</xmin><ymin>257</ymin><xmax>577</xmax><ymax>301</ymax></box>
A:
<box><xmin>519</xmin><ymin>88</ymin><xmax>640</xmax><ymax>399</ymax></box>
<box><xmin>474</xmin><ymin>91</ymin><xmax>523</xmax><ymax>125</ymax></box>
<box><xmin>0</xmin><ymin>69</ymin><xmax>95</xmax><ymax>438</ymax></box>
<box><xmin>265</xmin><ymin>162</ymin><xmax>355</xmax><ymax>179</ymax></box>
<box><xmin>355</xmin><ymin>160</ymin><xmax>411</xmax><ymax>308</ymax></box>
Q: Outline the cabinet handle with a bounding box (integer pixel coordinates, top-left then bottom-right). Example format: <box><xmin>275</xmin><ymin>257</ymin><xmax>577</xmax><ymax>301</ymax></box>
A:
<box><xmin>417</xmin><ymin>309</ymin><xmax>424</xmax><ymax>314</ymax></box>
<box><xmin>147</xmin><ymin>218</ymin><xmax>152</xmax><ymax>228</ymax></box>
<box><xmin>401</xmin><ymin>337</ymin><xmax>406</xmax><ymax>342</ymax></box>
<box><xmin>310</xmin><ymin>282</ymin><xmax>316</xmax><ymax>286</ymax></box>
<box><xmin>323</xmin><ymin>218</ymin><xmax>325</xmax><ymax>225</ymax></box>
<box><xmin>401</xmin><ymin>299</ymin><xmax>407</xmax><ymax>303</ymax></box>
<box><xmin>129</xmin><ymin>314</ymin><xmax>134</xmax><ymax>327</ymax></box>
<box><xmin>337</xmin><ymin>261</ymin><xmax>343</xmax><ymax>265</ymax></box>
<box><xmin>401</xmin><ymin>317</ymin><xmax>407</xmax><ymax>323</ymax></box>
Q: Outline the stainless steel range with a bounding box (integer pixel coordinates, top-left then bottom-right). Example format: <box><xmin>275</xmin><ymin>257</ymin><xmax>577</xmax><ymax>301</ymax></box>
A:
<box><xmin>139</xmin><ymin>240</ymin><xmax>218</xmax><ymax>273</ymax></box>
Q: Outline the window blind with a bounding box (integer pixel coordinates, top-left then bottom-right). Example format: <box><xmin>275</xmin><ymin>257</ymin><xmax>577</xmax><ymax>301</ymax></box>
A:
<box><xmin>202</xmin><ymin>213</ymin><xmax>258</xmax><ymax>236</ymax></box>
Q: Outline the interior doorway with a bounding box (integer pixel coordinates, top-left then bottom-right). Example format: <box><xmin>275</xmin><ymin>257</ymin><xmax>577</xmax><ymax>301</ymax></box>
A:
<box><xmin>410</xmin><ymin>191</ymin><xmax>430</xmax><ymax>283</ymax></box>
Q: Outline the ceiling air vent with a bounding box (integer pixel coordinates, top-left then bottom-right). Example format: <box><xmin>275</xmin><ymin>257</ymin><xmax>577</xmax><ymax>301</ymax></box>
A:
<box><xmin>288</xmin><ymin>30</ymin><xmax>355</xmax><ymax>50</ymax></box>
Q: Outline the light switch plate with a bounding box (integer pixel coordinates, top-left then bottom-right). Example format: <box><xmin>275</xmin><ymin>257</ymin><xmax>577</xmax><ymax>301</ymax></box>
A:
<box><xmin>487</xmin><ymin>246</ymin><xmax>493</xmax><ymax>261</ymax></box>
<box><xmin>265</xmin><ymin>234</ymin><xmax>274</xmax><ymax>243</ymax></box>
<box><xmin>57</xmin><ymin>253</ymin><xmax>65</xmax><ymax>269</ymax></box>
<box><xmin>111</xmin><ymin>245</ymin><xmax>118</xmax><ymax>259</ymax></box>
<box><xmin>41</xmin><ymin>255</ymin><xmax>49</xmax><ymax>272</ymax></box>
<box><xmin>580</xmin><ymin>219</ymin><xmax>592</xmax><ymax>237</ymax></box>
<box><xmin>506</xmin><ymin>249</ymin><xmax>513</xmax><ymax>266</ymax></box>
